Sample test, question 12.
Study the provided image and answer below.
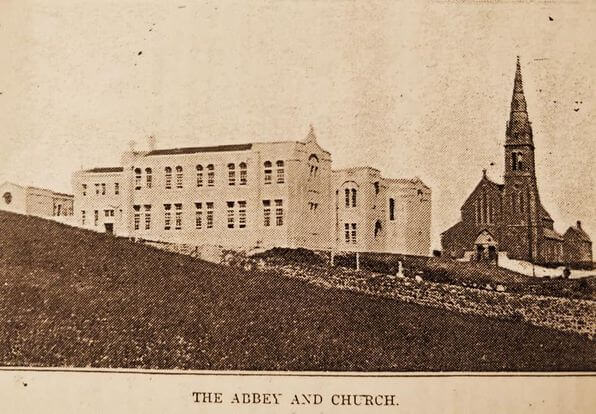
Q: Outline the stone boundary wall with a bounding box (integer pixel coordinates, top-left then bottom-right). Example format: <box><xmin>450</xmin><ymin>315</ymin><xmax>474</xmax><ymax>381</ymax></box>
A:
<box><xmin>144</xmin><ymin>242</ymin><xmax>596</xmax><ymax>339</ymax></box>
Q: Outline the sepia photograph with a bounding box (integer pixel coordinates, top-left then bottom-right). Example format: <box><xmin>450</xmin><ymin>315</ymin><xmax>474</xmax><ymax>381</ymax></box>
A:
<box><xmin>0</xmin><ymin>0</ymin><xmax>595</xmax><ymax>411</ymax></box>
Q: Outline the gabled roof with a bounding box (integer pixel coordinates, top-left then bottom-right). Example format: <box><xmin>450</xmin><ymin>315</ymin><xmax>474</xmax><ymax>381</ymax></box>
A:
<box><xmin>564</xmin><ymin>225</ymin><xmax>591</xmax><ymax>243</ymax></box>
<box><xmin>84</xmin><ymin>167</ymin><xmax>124</xmax><ymax>173</ymax></box>
<box><xmin>461</xmin><ymin>173</ymin><xmax>503</xmax><ymax>208</ymax></box>
<box><xmin>146</xmin><ymin>144</ymin><xmax>253</xmax><ymax>157</ymax></box>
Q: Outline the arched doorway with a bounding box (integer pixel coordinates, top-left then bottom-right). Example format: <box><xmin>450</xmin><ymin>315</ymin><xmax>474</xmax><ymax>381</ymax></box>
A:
<box><xmin>474</xmin><ymin>230</ymin><xmax>498</xmax><ymax>264</ymax></box>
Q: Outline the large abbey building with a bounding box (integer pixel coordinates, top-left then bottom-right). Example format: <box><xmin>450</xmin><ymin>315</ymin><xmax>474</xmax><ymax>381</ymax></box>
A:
<box><xmin>441</xmin><ymin>58</ymin><xmax>592</xmax><ymax>266</ymax></box>
<box><xmin>72</xmin><ymin>128</ymin><xmax>431</xmax><ymax>255</ymax></box>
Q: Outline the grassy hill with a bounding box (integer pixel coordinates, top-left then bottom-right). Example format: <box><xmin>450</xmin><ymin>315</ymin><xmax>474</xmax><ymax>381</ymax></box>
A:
<box><xmin>0</xmin><ymin>210</ymin><xmax>594</xmax><ymax>371</ymax></box>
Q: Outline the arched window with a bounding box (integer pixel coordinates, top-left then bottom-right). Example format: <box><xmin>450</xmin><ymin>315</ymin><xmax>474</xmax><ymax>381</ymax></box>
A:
<box><xmin>264</xmin><ymin>161</ymin><xmax>272</xmax><ymax>184</ymax></box>
<box><xmin>196</xmin><ymin>164</ymin><xmax>203</xmax><ymax>187</ymax></box>
<box><xmin>228</xmin><ymin>163</ymin><xmax>236</xmax><ymax>186</ymax></box>
<box><xmin>389</xmin><ymin>198</ymin><xmax>395</xmax><ymax>221</ymax></box>
<box><xmin>207</xmin><ymin>164</ymin><xmax>215</xmax><ymax>186</ymax></box>
<box><xmin>276</xmin><ymin>160</ymin><xmax>285</xmax><ymax>184</ymax></box>
<box><xmin>308</xmin><ymin>155</ymin><xmax>319</xmax><ymax>179</ymax></box>
<box><xmin>351</xmin><ymin>188</ymin><xmax>357</xmax><ymax>208</ymax></box>
<box><xmin>344</xmin><ymin>188</ymin><xmax>350</xmax><ymax>207</ymax></box>
<box><xmin>165</xmin><ymin>167</ymin><xmax>172</xmax><ymax>189</ymax></box>
<box><xmin>145</xmin><ymin>168</ymin><xmax>152</xmax><ymax>188</ymax></box>
<box><xmin>175</xmin><ymin>166</ymin><xmax>183</xmax><ymax>188</ymax></box>
<box><xmin>517</xmin><ymin>153</ymin><xmax>523</xmax><ymax>171</ymax></box>
<box><xmin>134</xmin><ymin>168</ymin><xmax>142</xmax><ymax>190</ymax></box>
<box><xmin>239</xmin><ymin>162</ymin><xmax>247</xmax><ymax>185</ymax></box>
<box><xmin>512</xmin><ymin>152</ymin><xmax>518</xmax><ymax>171</ymax></box>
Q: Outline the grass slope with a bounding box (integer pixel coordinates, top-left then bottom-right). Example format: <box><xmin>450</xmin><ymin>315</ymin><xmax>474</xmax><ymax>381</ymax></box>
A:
<box><xmin>0</xmin><ymin>211</ymin><xmax>594</xmax><ymax>371</ymax></box>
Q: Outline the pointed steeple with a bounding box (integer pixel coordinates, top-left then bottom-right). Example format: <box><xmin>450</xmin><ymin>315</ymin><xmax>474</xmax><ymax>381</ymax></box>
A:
<box><xmin>305</xmin><ymin>124</ymin><xmax>317</xmax><ymax>143</ymax></box>
<box><xmin>506</xmin><ymin>56</ymin><xmax>533</xmax><ymax>146</ymax></box>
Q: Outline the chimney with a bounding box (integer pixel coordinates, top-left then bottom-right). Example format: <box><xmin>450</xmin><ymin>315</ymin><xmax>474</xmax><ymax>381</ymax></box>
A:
<box><xmin>147</xmin><ymin>135</ymin><xmax>156</xmax><ymax>151</ymax></box>
<box><xmin>577</xmin><ymin>220</ymin><xmax>582</xmax><ymax>229</ymax></box>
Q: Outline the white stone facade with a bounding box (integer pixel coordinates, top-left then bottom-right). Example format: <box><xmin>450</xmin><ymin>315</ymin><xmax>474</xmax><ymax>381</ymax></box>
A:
<box><xmin>0</xmin><ymin>181</ymin><xmax>74</xmax><ymax>219</ymax></box>
<box><xmin>72</xmin><ymin>129</ymin><xmax>431</xmax><ymax>255</ymax></box>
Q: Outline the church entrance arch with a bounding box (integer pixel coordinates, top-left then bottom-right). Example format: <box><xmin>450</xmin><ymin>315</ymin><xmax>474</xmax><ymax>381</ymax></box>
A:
<box><xmin>474</xmin><ymin>230</ymin><xmax>498</xmax><ymax>263</ymax></box>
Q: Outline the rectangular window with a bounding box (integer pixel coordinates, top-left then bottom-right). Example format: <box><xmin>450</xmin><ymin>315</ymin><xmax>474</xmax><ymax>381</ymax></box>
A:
<box><xmin>263</xmin><ymin>200</ymin><xmax>271</xmax><ymax>227</ymax></box>
<box><xmin>94</xmin><ymin>210</ymin><xmax>99</xmax><ymax>226</ymax></box>
<box><xmin>389</xmin><ymin>198</ymin><xmax>395</xmax><ymax>221</ymax></box>
<box><xmin>176</xmin><ymin>170</ymin><xmax>183</xmax><ymax>189</ymax></box>
<box><xmin>164</xmin><ymin>204</ymin><xmax>171</xmax><ymax>230</ymax></box>
<box><xmin>264</xmin><ymin>169</ymin><xmax>272</xmax><ymax>185</ymax></box>
<box><xmin>197</xmin><ymin>172</ymin><xmax>203</xmax><ymax>187</ymax></box>
<box><xmin>206</xmin><ymin>202</ymin><xmax>214</xmax><ymax>228</ymax></box>
<box><xmin>344</xmin><ymin>223</ymin><xmax>350</xmax><ymax>243</ymax></box>
<box><xmin>146</xmin><ymin>174</ymin><xmax>152</xmax><ymax>189</ymax></box>
<box><xmin>144</xmin><ymin>205</ymin><xmax>151</xmax><ymax>230</ymax></box>
<box><xmin>207</xmin><ymin>169</ymin><xmax>215</xmax><ymax>187</ymax></box>
<box><xmin>276</xmin><ymin>161</ymin><xmax>285</xmax><ymax>184</ymax></box>
<box><xmin>81</xmin><ymin>210</ymin><xmax>86</xmax><ymax>225</ymax></box>
<box><xmin>195</xmin><ymin>202</ymin><xmax>203</xmax><ymax>229</ymax></box>
<box><xmin>240</xmin><ymin>169</ymin><xmax>247</xmax><ymax>185</ymax></box>
<box><xmin>82</xmin><ymin>184</ymin><xmax>87</xmax><ymax>196</ymax></box>
<box><xmin>101</xmin><ymin>183</ymin><xmax>106</xmax><ymax>195</ymax></box>
<box><xmin>104</xmin><ymin>209</ymin><xmax>110</xmax><ymax>217</ymax></box>
<box><xmin>227</xmin><ymin>201</ymin><xmax>235</xmax><ymax>228</ymax></box>
<box><xmin>351</xmin><ymin>223</ymin><xmax>357</xmax><ymax>244</ymax></box>
<box><xmin>228</xmin><ymin>170</ymin><xmax>236</xmax><ymax>186</ymax></box>
<box><xmin>174</xmin><ymin>203</ymin><xmax>182</xmax><ymax>230</ymax></box>
<box><xmin>114</xmin><ymin>182</ymin><xmax>120</xmax><ymax>195</ymax></box>
<box><xmin>275</xmin><ymin>199</ymin><xmax>283</xmax><ymax>226</ymax></box>
<box><xmin>95</xmin><ymin>183</ymin><xmax>100</xmax><ymax>195</ymax></box>
<box><xmin>133</xmin><ymin>205</ymin><xmax>140</xmax><ymax>230</ymax></box>
<box><xmin>238</xmin><ymin>201</ymin><xmax>246</xmax><ymax>228</ymax></box>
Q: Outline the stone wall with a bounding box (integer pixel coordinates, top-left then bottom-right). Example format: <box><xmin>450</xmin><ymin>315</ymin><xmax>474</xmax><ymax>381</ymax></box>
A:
<box><xmin>144</xmin><ymin>242</ymin><xmax>596</xmax><ymax>339</ymax></box>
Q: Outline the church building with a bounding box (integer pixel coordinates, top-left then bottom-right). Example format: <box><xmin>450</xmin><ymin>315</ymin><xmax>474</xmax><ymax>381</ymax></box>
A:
<box><xmin>441</xmin><ymin>58</ymin><xmax>592</xmax><ymax>267</ymax></box>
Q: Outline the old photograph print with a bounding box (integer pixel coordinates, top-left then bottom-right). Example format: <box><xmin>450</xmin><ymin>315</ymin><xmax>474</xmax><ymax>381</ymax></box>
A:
<box><xmin>0</xmin><ymin>0</ymin><xmax>595</xmax><ymax>372</ymax></box>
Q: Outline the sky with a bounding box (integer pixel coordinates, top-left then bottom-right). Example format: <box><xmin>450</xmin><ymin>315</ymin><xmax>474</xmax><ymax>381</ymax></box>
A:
<box><xmin>0</xmin><ymin>0</ymin><xmax>594</xmax><ymax>251</ymax></box>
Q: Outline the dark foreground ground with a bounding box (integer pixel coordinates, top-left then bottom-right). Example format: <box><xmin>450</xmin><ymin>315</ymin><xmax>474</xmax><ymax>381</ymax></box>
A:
<box><xmin>0</xmin><ymin>211</ymin><xmax>594</xmax><ymax>371</ymax></box>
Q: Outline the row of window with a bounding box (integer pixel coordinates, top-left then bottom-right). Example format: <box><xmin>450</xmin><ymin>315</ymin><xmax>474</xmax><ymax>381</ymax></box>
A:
<box><xmin>475</xmin><ymin>191</ymin><xmax>494</xmax><ymax>225</ymax></box>
<box><xmin>133</xmin><ymin>161</ymin><xmax>287</xmax><ymax>191</ymax></box>
<box><xmin>344</xmin><ymin>223</ymin><xmax>358</xmax><ymax>244</ymax></box>
<box><xmin>81</xmin><ymin>209</ymin><xmax>115</xmax><ymax>226</ymax></box>
<box><xmin>474</xmin><ymin>191</ymin><xmax>528</xmax><ymax>224</ymax></box>
<box><xmin>82</xmin><ymin>183</ymin><xmax>119</xmax><ymax>196</ymax></box>
<box><xmin>123</xmin><ymin>199</ymin><xmax>285</xmax><ymax>231</ymax></box>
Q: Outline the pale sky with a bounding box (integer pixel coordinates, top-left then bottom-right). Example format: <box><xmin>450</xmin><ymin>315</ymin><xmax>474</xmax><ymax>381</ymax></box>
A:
<box><xmin>1</xmin><ymin>0</ymin><xmax>594</xmax><ymax>251</ymax></box>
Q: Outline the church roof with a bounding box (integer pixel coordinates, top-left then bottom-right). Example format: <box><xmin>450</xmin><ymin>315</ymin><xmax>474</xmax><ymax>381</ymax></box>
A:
<box><xmin>461</xmin><ymin>171</ymin><xmax>503</xmax><ymax>208</ymax></box>
<box><xmin>539</xmin><ymin>204</ymin><xmax>553</xmax><ymax>222</ymax></box>
<box><xmin>565</xmin><ymin>224</ymin><xmax>592</xmax><ymax>243</ymax></box>
<box><xmin>543</xmin><ymin>227</ymin><xmax>564</xmax><ymax>241</ymax></box>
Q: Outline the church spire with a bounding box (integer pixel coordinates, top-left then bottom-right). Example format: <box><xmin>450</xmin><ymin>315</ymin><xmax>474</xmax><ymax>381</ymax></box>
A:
<box><xmin>506</xmin><ymin>56</ymin><xmax>533</xmax><ymax>146</ymax></box>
